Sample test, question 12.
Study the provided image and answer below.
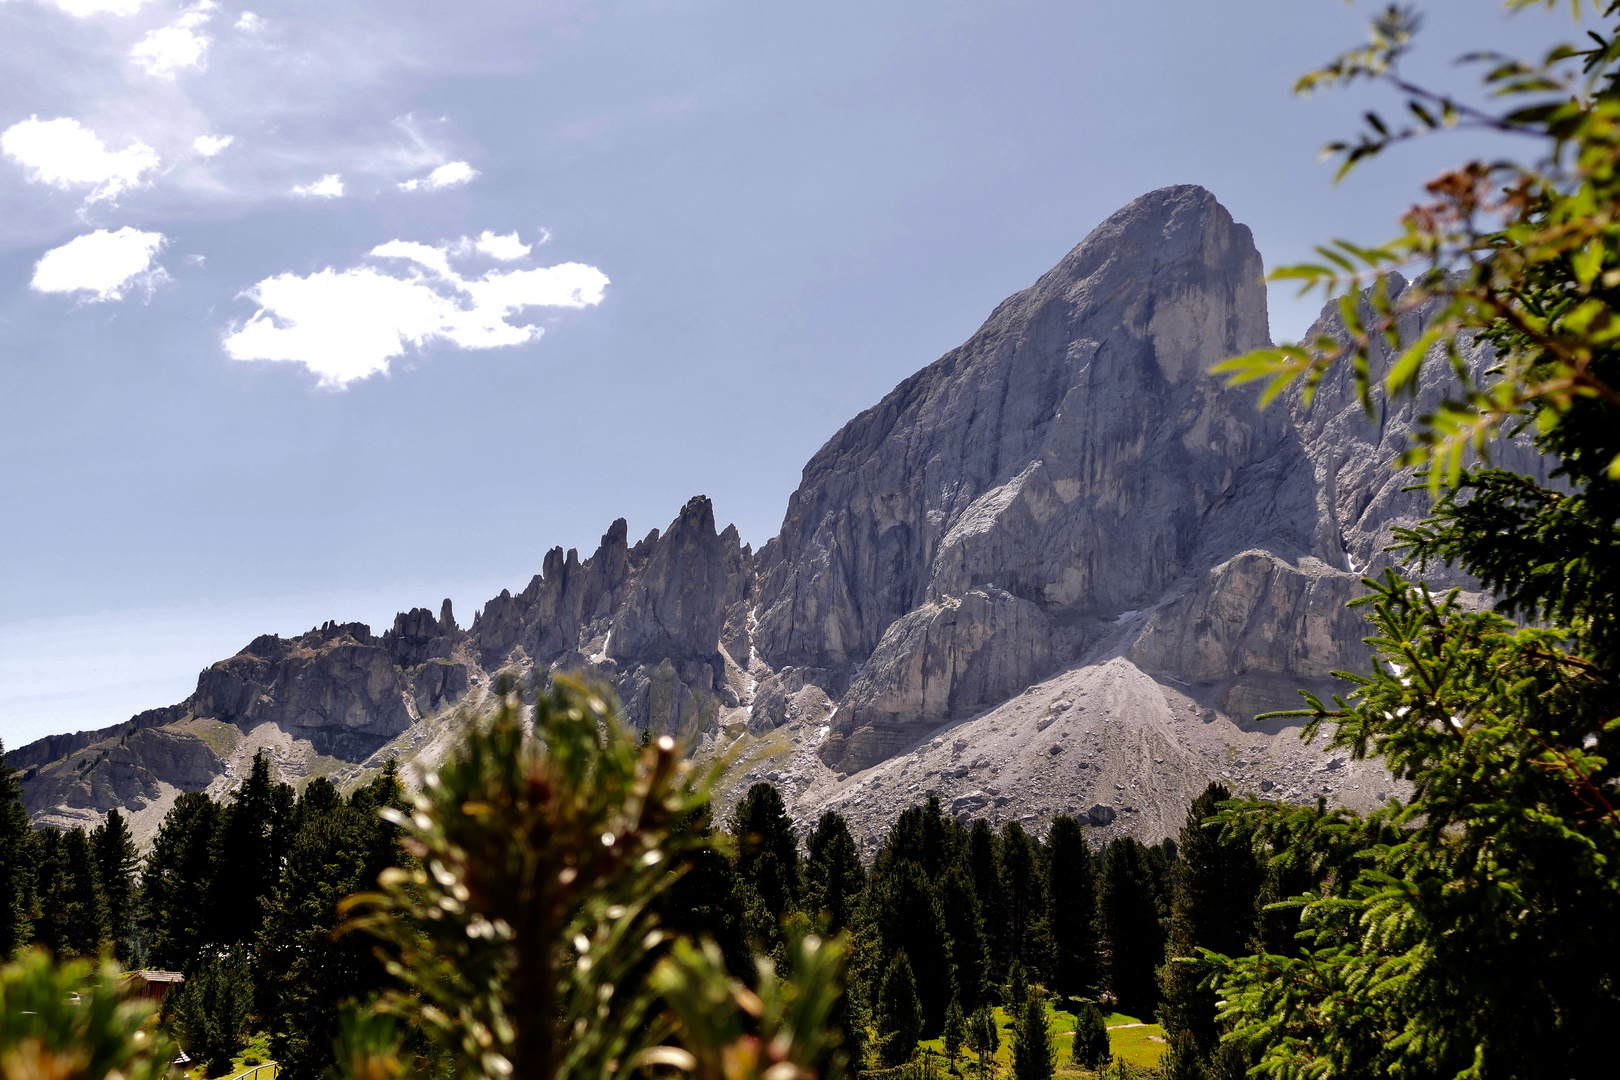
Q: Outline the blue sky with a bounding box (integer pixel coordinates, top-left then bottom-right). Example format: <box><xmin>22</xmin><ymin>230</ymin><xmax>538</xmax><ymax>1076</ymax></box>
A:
<box><xmin>0</xmin><ymin>0</ymin><xmax>1580</xmax><ymax>746</ymax></box>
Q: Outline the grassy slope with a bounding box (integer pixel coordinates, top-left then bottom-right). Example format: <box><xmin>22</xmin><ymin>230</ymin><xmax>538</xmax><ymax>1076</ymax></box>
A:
<box><xmin>918</xmin><ymin>1003</ymin><xmax>1167</xmax><ymax>1074</ymax></box>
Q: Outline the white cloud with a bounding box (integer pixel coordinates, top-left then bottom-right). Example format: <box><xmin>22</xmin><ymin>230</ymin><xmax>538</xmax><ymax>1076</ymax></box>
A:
<box><xmin>0</xmin><ymin>117</ymin><xmax>159</xmax><ymax>203</ymax></box>
<box><xmin>292</xmin><ymin>174</ymin><xmax>344</xmax><ymax>198</ymax></box>
<box><xmin>193</xmin><ymin>134</ymin><xmax>233</xmax><ymax>157</ymax></box>
<box><xmin>473</xmin><ymin>230</ymin><xmax>531</xmax><ymax>261</ymax></box>
<box><xmin>223</xmin><ymin>237</ymin><xmax>609</xmax><ymax>387</ymax></box>
<box><xmin>234</xmin><ymin>10</ymin><xmax>263</xmax><ymax>30</ymax></box>
<box><xmin>130</xmin><ymin>9</ymin><xmax>212</xmax><ymax>78</ymax></box>
<box><xmin>31</xmin><ymin>227</ymin><xmax>167</xmax><ymax>302</ymax></box>
<box><xmin>31</xmin><ymin>0</ymin><xmax>152</xmax><ymax>16</ymax></box>
<box><xmin>398</xmin><ymin>160</ymin><xmax>477</xmax><ymax>191</ymax></box>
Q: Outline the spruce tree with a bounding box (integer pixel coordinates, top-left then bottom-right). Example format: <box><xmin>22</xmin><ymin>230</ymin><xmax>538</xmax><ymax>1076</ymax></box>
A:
<box><xmin>1043</xmin><ymin>815</ymin><xmax>1100</xmax><ymax>1001</ymax></box>
<box><xmin>140</xmin><ymin>791</ymin><xmax>222</xmax><ymax>970</ymax></box>
<box><xmin>91</xmin><ymin>808</ymin><xmax>139</xmax><ymax>964</ymax></box>
<box><xmin>997</xmin><ymin>822</ymin><xmax>1041</xmax><ymax>973</ymax></box>
<box><xmin>257</xmin><ymin>777</ymin><xmax>392</xmax><ymax>1080</ymax></box>
<box><xmin>868</xmin><ymin>856</ymin><xmax>956</xmax><ymax>1036</ymax></box>
<box><xmin>1158</xmin><ymin>784</ymin><xmax>1261</xmax><ymax>1056</ymax></box>
<box><xmin>967</xmin><ymin>1005</ymin><xmax>1000</xmax><ymax>1080</ymax></box>
<box><xmin>966</xmin><ymin>819</ymin><xmax>1010</xmax><ymax>987</ymax></box>
<box><xmin>943</xmin><ymin>997</ymin><xmax>966</xmax><ymax>1072</ymax></box>
<box><xmin>1098</xmin><ymin>837</ymin><xmax>1164</xmax><ymax>1019</ymax></box>
<box><xmin>657</xmin><ymin>803</ymin><xmax>751</xmax><ymax>980</ymax></box>
<box><xmin>729</xmin><ymin>783</ymin><xmax>799</xmax><ymax>956</ymax></box>
<box><xmin>1070</xmin><ymin>1003</ymin><xmax>1111</xmax><ymax>1072</ymax></box>
<box><xmin>0</xmin><ymin>741</ymin><xmax>35</xmax><ymax>956</ymax></box>
<box><xmin>174</xmin><ymin>950</ymin><xmax>254</xmax><ymax>1074</ymax></box>
<box><xmin>1010</xmin><ymin>993</ymin><xmax>1054</xmax><ymax>1080</ymax></box>
<box><xmin>210</xmin><ymin>750</ymin><xmax>280</xmax><ymax>947</ymax></box>
<box><xmin>803</xmin><ymin>810</ymin><xmax>865</xmax><ymax>934</ymax></box>
<box><xmin>876</xmin><ymin>951</ymin><xmax>923</xmax><ymax>1068</ymax></box>
<box><xmin>35</xmin><ymin>826</ymin><xmax>108</xmax><ymax>958</ymax></box>
<box><xmin>940</xmin><ymin>864</ymin><xmax>990</xmax><ymax>1013</ymax></box>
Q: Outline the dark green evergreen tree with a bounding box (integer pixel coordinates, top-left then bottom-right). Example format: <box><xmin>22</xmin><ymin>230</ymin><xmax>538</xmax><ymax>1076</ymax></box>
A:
<box><xmin>1160</xmin><ymin>1032</ymin><xmax>1204</xmax><ymax>1080</ymax></box>
<box><xmin>1158</xmin><ymin>784</ymin><xmax>1261</xmax><ymax>1057</ymax></box>
<box><xmin>875</xmin><ymin>950</ymin><xmax>923</xmax><ymax>1068</ymax></box>
<box><xmin>876</xmin><ymin>794</ymin><xmax>958</xmax><ymax>879</ymax></box>
<box><xmin>210</xmin><ymin>750</ymin><xmax>281</xmax><ymax>947</ymax></box>
<box><xmin>256</xmin><ymin>773</ymin><xmax>403</xmax><ymax>1080</ymax></box>
<box><xmin>141</xmin><ymin>791</ymin><xmax>222</xmax><ymax>970</ymax></box>
<box><xmin>943</xmin><ymin>997</ymin><xmax>967</xmax><ymax>1072</ymax></box>
<box><xmin>867</xmin><ymin>855</ymin><xmax>955</xmax><ymax>1036</ymax></box>
<box><xmin>966</xmin><ymin>819</ymin><xmax>1010</xmax><ymax>988</ymax></box>
<box><xmin>998</xmin><ymin>822</ymin><xmax>1041</xmax><ymax>973</ymax></box>
<box><xmin>803</xmin><ymin>811</ymin><xmax>865</xmax><ymax>935</ymax></box>
<box><xmin>656</xmin><ymin>803</ymin><xmax>751</xmax><ymax>980</ymax></box>
<box><xmin>174</xmin><ymin>950</ymin><xmax>254</xmax><ymax>1073</ymax></box>
<box><xmin>1099</xmin><ymin>836</ymin><xmax>1164</xmax><ymax>1019</ymax></box>
<box><xmin>0</xmin><ymin>742</ymin><xmax>35</xmax><ymax>956</ymax></box>
<box><xmin>35</xmin><ymin>826</ymin><xmax>108</xmax><ymax>958</ymax></box>
<box><xmin>729</xmin><ymin>782</ymin><xmax>799</xmax><ymax>957</ymax></box>
<box><xmin>1043</xmin><ymin>815</ymin><xmax>1100</xmax><ymax>1001</ymax></box>
<box><xmin>91</xmin><ymin>808</ymin><xmax>139</xmax><ymax>964</ymax></box>
<box><xmin>1070</xmin><ymin>1003</ymin><xmax>1111</xmax><ymax>1071</ymax></box>
<box><xmin>967</xmin><ymin>1005</ymin><xmax>1000</xmax><ymax>1080</ymax></box>
<box><xmin>1010</xmin><ymin>993</ymin><xmax>1054</xmax><ymax>1080</ymax></box>
<box><xmin>940</xmin><ymin>865</ymin><xmax>989</xmax><ymax>1014</ymax></box>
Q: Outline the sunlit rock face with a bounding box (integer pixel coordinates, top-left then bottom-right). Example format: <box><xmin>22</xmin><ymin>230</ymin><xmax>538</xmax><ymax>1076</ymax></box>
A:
<box><xmin>21</xmin><ymin>186</ymin><xmax>1524</xmax><ymax>847</ymax></box>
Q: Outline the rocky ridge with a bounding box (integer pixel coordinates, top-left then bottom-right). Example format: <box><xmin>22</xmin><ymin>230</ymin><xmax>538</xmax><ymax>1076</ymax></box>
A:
<box><xmin>14</xmin><ymin>186</ymin><xmax>1512</xmax><ymax>849</ymax></box>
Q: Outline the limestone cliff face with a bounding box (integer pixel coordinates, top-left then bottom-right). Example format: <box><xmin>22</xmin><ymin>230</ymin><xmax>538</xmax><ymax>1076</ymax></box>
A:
<box><xmin>754</xmin><ymin>187</ymin><xmax>1280</xmax><ymax>685</ymax></box>
<box><xmin>17</xmin><ymin>186</ymin><xmax>1511</xmax><ymax>847</ymax></box>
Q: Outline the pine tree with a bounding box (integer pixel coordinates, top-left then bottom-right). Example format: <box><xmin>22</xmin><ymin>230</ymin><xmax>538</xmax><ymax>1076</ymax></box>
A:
<box><xmin>1070</xmin><ymin>1003</ymin><xmax>1111</xmax><ymax>1072</ymax></box>
<box><xmin>1043</xmin><ymin>815</ymin><xmax>1100</xmax><ymax>1001</ymax></box>
<box><xmin>656</xmin><ymin>803</ymin><xmax>750</xmax><ymax>980</ymax></box>
<box><xmin>210</xmin><ymin>750</ymin><xmax>280</xmax><ymax>947</ymax></box>
<box><xmin>1158</xmin><ymin>784</ymin><xmax>1261</xmax><ymax>1056</ymax></box>
<box><xmin>91</xmin><ymin>808</ymin><xmax>139</xmax><ymax>965</ymax></box>
<box><xmin>1160</xmin><ymin>1032</ymin><xmax>1204</xmax><ymax>1080</ymax></box>
<box><xmin>877</xmin><ymin>795</ymin><xmax>958</xmax><ymax>879</ymax></box>
<box><xmin>966</xmin><ymin>819</ymin><xmax>1010</xmax><ymax>988</ymax></box>
<box><xmin>967</xmin><ymin>1005</ymin><xmax>1000</xmax><ymax>1080</ymax></box>
<box><xmin>257</xmin><ymin>778</ymin><xmax>390</xmax><ymax>1080</ymax></box>
<box><xmin>730</xmin><ymin>782</ymin><xmax>799</xmax><ymax>957</ymax></box>
<box><xmin>943</xmin><ymin>997</ymin><xmax>966</xmax><ymax>1072</ymax></box>
<box><xmin>35</xmin><ymin>826</ymin><xmax>108</xmax><ymax>958</ymax></box>
<box><xmin>998</xmin><ymin>823</ymin><xmax>1041</xmax><ymax>973</ymax></box>
<box><xmin>174</xmin><ymin>951</ymin><xmax>254</xmax><ymax>1074</ymax></box>
<box><xmin>141</xmin><ymin>791</ymin><xmax>222</xmax><ymax>970</ymax></box>
<box><xmin>1010</xmin><ymin>992</ymin><xmax>1054</xmax><ymax>1080</ymax></box>
<box><xmin>868</xmin><ymin>857</ymin><xmax>955</xmax><ymax>1036</ymax></box>
<box><xmin>1099</xmin><ymin>837</ymin><xmax>1164</xmax><ymax>1020</ymax></box>
<box><xmin>1005</xmin><ymin>958</ymin><xmax>1029</xmax><ymax>1007</ymax></box>
<box><xmin>940</xmin><ymin>865</ymin><xmax>990</xmax><ymax>1013</ymax></box>
<box><xmin>804</xmin><ymin>811</ymin><xmax>865</xmax><ymax>935</ymax></box>
<box><xmin>0</xmin><ymin>741</ymin><xmax>35</xmax><ymax>956</ymax></box>
<box><xmin>876</xmin><ymin>951</ymin><xmax>924</xmax><ymax>1068</ymax></box>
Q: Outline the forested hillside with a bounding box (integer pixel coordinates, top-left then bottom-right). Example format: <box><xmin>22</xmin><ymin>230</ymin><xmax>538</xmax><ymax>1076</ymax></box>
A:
<box><xmin>0</xmin><ymin>722</ymin><xmax>1284</xmax><ymax>1080</ymax></box>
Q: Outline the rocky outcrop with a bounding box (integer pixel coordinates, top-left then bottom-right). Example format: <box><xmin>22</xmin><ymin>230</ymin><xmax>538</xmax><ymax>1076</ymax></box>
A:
<box><xmin>18</xmin><ymin>185</ymin><xmax>1525</xmax><ymax>847</ymax></box>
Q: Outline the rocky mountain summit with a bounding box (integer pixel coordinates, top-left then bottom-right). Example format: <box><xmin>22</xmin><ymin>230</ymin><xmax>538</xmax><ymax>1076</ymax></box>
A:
<box><xmin>14</xmin><ymin>185</ymin><xmax>1510</xmax><ymax>851</ymax></box>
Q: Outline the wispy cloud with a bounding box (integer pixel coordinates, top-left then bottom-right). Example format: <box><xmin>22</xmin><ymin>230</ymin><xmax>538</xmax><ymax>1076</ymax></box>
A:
<box><xmin>31</xmin><ymin>227</ymin><xmax>167</xmax><ymax>301</ymax></box>
<box><xmin>1</xmin><ymin>117</ymin><xmax>160</xmax><ymax>203</ymax></box>
<box><xmin>234</xmin><ymin>10</ymin><xmax>263</xmax><ymax>31</ymax></box>
<box><xmin>130</xmin><ymin>7</ymin><xmax>213</xmax><ymax>79</ymax></box>
<box><xmin>398</xmin><ymin>160</ymin><xmax>477</xmax><ymax>192</ymax></box>
<box><xmin>223</xmin><ymin>235</ymin><xmax>609</xmax><ymax>387</ymax></box>
<box><xmin>292</xmin><ymin>173</ymin><xmax>344</xmax><ymax>198</ymax></box>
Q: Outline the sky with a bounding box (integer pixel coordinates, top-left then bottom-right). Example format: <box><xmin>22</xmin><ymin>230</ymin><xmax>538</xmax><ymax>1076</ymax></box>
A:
<box><xmin>0</xmin><ymin>0</ymin><xmax>1585</xmax><ymax>747</ymax></box>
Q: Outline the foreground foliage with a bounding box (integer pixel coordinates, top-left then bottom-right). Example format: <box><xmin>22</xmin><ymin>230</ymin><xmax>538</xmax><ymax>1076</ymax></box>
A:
<box><xmin>0</xmin><ymin>949</ymin><xmax>174</xmax><ymax>1080</ymax></box>
<box><xmin>1210</xmin><ymin>3</ymin><xmax>1620</xmax><ymax>1077</ymax></box>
